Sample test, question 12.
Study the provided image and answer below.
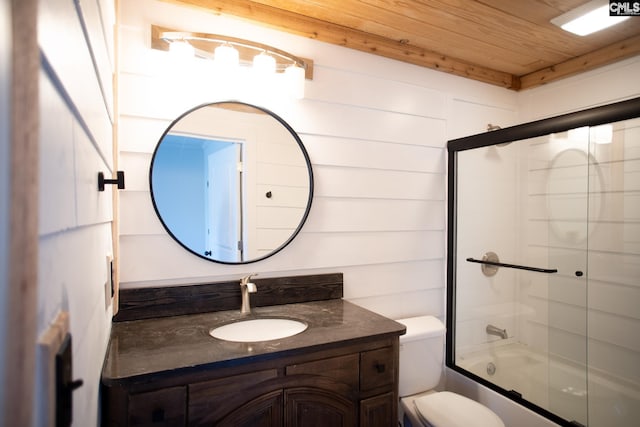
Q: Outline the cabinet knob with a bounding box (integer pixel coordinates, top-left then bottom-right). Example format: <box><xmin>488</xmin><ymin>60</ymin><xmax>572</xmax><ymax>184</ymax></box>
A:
<box><xmin>374</xmin><ymin>363</ymin><xmax>386</xmax><ymax>373</ymax></box>
<box><xmin>575</xmin><ymin>271</ymin><xmax>584</xmax><ymax>277</ymax></box>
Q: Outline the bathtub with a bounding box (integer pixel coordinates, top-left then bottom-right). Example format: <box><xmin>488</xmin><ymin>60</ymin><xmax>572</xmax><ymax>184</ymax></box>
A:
<box><xmin>453</xmin><ymin>343</ymin><xmax>639</xmax><ymax>427</ymax></box>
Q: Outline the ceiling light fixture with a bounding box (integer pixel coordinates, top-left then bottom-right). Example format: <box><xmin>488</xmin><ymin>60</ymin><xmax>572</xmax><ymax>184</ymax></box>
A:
<box><xmin>152</xmin><ymin>25</ymin><xmax>312</xmax><ymax>98</ymax></box>
<box><xmin>551</xmin><ymin>0</ymin><xmax>630</xmax><ymax>36</ymax></box>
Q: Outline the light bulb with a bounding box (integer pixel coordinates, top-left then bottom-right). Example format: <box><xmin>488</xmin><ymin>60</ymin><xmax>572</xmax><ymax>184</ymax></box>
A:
<box><xmin>169</xmin><ymin>41</ymin><xmax>194</xmax><ymax>59</ymax></box>
<box><xmin>214</xmin><ymin>43</ymin><xmax>239</xmax><ymax>70</ymax></box>
<box><xmin>253</xmin><ymin>52</ymin><xmax>276</xmax><ymax>76</ymax></box>
<box><xmin>285</xmin><ymin>64</ymin><xmax>305</xmax><ymax>99</ymax></box>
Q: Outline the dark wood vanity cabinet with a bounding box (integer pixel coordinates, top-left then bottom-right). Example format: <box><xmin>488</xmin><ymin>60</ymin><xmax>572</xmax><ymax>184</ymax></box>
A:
<box><xmin>103</xmin><ymin>339</ymin><xmax>398</xmax><ymax>427</ymax></box>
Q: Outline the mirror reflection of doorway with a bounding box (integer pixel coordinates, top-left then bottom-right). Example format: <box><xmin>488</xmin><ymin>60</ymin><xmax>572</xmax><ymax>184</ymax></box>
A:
<box><xmin>152</xmin><ymin>134</ymin><xmax>244</xmax><ymax>261</ymax></box>
<box><xmin>206</xmin><ymin>140</ymin><xmax>242</xmax><ymax>262</ymax></box>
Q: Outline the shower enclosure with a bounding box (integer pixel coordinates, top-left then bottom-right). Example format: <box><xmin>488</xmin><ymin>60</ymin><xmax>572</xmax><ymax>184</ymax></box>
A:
<box><xmin>446</xmin><ymin>97</ymin><xmax>640</xmax><ymax>427</ymax></box>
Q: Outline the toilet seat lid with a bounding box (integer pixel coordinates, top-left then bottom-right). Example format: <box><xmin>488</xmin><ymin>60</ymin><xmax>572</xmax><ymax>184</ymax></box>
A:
<box><xmin>414</xmin><ymin>391</ymin><xmax>505</xmax><ymax>427</ymax></box>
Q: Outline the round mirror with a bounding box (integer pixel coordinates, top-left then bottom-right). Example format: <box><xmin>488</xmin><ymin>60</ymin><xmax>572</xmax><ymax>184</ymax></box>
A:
<box><xmin>150</xmin><ymin>101</ymin><xmax>313</xmax><ymax>264</ymax></box>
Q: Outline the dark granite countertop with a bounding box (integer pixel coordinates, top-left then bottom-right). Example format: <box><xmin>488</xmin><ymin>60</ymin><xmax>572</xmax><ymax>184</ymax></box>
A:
<box><xmin>102</xmin><ymin>299</ymin><xmax>406</xmax><ymax>386</ymax></box>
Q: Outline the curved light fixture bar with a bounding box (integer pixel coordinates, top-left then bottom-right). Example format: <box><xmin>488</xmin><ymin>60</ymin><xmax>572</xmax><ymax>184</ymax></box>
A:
<box><xmin>151</xmin><ymin>25</ymin><xmax>313</xmax><ymax>79</ymax></box>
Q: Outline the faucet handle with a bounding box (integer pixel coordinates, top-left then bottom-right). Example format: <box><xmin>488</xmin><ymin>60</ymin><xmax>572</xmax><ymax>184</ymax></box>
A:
<box><xmin>240</xmin><ymin>273</ymin><xmax>258</xmax><ymax>285</ymax></box>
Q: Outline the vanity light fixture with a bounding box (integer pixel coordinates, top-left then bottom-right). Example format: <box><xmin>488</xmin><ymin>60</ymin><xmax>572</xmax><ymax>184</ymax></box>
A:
<box><xmin>168</xmin><ymin>39</ymin><xmax>195</xmax><ymax>59</ymax></box>
<box><xmin>253</xmin><ymin>51</ymin><xmax>277</xmax><ymax>76</ymax></box>
<box><xmin>213</xmin><ymin>42</ymin><xmax>240</xmax><ymax>71</ymax></box>
<box><xmin>551</xmin><ymin>0</ymin><xmax>630</xmax><ymax>36</ymax></box>
<box><xmin>285</xmin><ymin>63</ymin><xmax>306</xmax><ymax>100</ymax></box>
<box><xmin>151</xmin><ymin>25</ymin><xmax>313</xmax><ymax>98</ymax></box>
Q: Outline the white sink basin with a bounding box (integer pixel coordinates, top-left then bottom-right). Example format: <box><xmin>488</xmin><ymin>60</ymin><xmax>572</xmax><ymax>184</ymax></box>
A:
<box><xmin>209</xmin><ymin>318</ymin><xmax>308</xmax><ymax>342</ymax></box>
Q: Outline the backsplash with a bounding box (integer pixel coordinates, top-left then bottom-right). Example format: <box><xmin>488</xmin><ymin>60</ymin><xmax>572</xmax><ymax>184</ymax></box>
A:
<box><xmin>115</xmin><ymin>273</ymin><xmax>343</xmax><ymax>322</ymax></box>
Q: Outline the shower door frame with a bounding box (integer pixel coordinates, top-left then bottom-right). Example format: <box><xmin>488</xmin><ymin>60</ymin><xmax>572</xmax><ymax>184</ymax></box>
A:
<box><xmin>445</xmin><ymin>96</ymin><xmax>640</xmax><ymax>427</ymax></box>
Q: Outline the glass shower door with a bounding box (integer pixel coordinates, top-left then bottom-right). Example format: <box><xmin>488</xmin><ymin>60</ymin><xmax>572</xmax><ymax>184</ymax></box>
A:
<box><xmin>451</xmin><ymin>132</ymin><xmax>590</xmax><ymax>424</ymax></box>
<box><xmin>542</xmin><ymin>131</ymin><xmax>590</xmax><ymax>425</ymax></box>
<box><xmin>447</xmin><ymin>98</ymin><xmax>640</xmax><ymax>427</ymax></box>
<box><xmin>584</xmin><ymin>119</ymin><xmax>640</xmax><ymax>427</ymax></box>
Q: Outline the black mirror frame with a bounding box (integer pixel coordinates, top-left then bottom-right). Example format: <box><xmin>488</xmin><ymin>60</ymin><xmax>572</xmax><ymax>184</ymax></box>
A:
<box><xmin>149</xmin><ymin>101</ymin><xmax>314</xmax><ymax>265</ymax></box>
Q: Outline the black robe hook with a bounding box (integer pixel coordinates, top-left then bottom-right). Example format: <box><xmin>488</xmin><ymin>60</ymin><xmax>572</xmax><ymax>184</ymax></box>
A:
<box><xmin>98</xmin><ymin>171</ymin><xmax>125</xmax><ymax>191</ymax></box>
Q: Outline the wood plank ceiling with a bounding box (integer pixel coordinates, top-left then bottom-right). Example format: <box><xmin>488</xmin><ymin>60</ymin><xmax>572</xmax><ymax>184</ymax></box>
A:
<box><xmin>163</xmin><ymin>0</ymin><xmax>640</xmax><ymax>90</ymax></box>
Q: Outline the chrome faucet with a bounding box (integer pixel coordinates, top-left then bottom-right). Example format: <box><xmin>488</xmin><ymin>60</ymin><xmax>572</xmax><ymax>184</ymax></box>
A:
<box><xmin>240</xmin><ymin>274</ymin><xmax>258</xmax><ymax>314</ymax></box>
<box><xmin>486</xmin><ymin>324</ymin><xmax>508</xmax><ymax>339</ymax></box>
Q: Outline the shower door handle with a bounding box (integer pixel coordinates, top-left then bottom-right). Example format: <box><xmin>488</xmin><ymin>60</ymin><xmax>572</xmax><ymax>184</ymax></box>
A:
<box><xmin>466</xmin><ymin>257</ymin><xmax>558</xmax><ymax>274</ymax></box>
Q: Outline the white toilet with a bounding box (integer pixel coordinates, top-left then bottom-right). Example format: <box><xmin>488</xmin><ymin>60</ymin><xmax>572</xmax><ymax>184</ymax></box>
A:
<box><xmin>397</xmin><ymin>316</ymin><xmax>505</xmax><ymax>427</ymax></box>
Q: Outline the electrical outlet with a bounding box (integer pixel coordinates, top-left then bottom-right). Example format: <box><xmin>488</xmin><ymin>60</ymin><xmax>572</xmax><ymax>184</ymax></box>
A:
<box><xmin>104</xmin><ymin>254</ymin><xmax>113</xmax><ymax>310</ymax></box>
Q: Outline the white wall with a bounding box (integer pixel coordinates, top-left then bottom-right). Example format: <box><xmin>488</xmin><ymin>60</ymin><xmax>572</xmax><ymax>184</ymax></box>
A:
<box><xmin>518</xmin><ymin>57</ymin><xmax>640</xmax><ymax>122</ymax></box>
<box><xmin>36</xmin><ymin>0</ymin><xmax>115</xmax><ymax>425</ymax></box>
<box><xmin>117</xmin><ymin>0</ymin><xmax>518</xmax><ymax>322</ymax></box>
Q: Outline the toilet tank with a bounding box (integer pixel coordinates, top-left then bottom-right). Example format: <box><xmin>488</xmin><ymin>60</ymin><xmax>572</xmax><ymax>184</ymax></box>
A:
<box><xmin>396</xmin><ymin>316</ymin><xmax>445</xmax><ymax>397</ymax></box>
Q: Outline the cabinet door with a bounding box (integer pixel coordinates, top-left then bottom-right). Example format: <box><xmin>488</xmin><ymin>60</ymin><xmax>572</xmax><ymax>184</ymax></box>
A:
<box><xmin>217</xmin><ymin>390</ymin><xmax>283</xmax><ymax>427</ymax></box>
<box><xmin>284</xmin><ymin>387</ymin><xmax>357</xmax><ymax>427</ymax></box>
<box><xmin>189</xmin><ymin>369</ymin><xmax>278</xmax><ymax>426</ymax></box>
<box><xmin>360</xmin><ymin>392</ymin><xmax>394</xmax><ymax>427</ymax></box>
<box><xmin>128</xmin><ymin>386</ymin><xmax>186</xmax><ymax>427</ymax></box>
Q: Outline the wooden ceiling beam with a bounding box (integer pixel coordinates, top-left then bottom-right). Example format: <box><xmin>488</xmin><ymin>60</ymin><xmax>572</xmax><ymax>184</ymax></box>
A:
<box><xmin>520</xmin><ymin>34</ymin><xmax>640</xmax><ymax>90</ymax></box>
<box><xmin>164</xmin><ymin>0</ymin><xmax>519</xmax><ymax>89</ymax></box>
<box><xmin>161</xmin><ymin>0</ymin><xmax>640</xmax><ymax>91</ymax></box>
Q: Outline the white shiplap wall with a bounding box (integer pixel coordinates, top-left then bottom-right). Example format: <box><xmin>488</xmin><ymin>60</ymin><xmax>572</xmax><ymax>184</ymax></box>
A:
<box><xmin>117</xmin><ymin>0</ymin><xmax>518</xmax><ymax>320</ymax></box>
<box><xmin>36</xmin><ymin>0</ymin><xmax>115</xmax><ymax>425</ymax></box>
